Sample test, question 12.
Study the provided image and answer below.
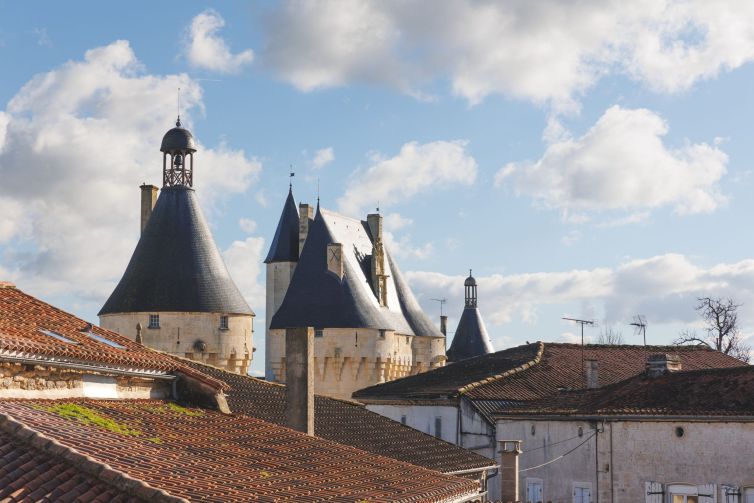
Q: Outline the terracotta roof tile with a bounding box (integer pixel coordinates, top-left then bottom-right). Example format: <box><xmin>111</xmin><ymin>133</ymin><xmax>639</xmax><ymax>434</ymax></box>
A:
<box><xmin>179</xmin><ymin>358</ymin><xmax>496</xmax><ymax>474</ymax></box>
<box><xmin>0</xmin><ymin>399</ymin><xmax>479</xmax><ymax>502</ymax></box>
<box><xmin>0</xmin><ymin>285</ymin><xmax>227</xmax><ymax>391</ymax></box>
<box><xmin>501</xmin><ymin>365</ymin><xmax>754</xmax><ymax>418</ymax></box>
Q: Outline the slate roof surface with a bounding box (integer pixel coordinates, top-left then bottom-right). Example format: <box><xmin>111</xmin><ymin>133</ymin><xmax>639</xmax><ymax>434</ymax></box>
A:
<box><xmin>354</xmin><ymin>342</ymin><xmax>746</xmax><ymax>403</ymax></box>
<box><xmin>179</xmin><ymin>358</ymin><xmax>496</xmax><ymax>474</ymax></box>
<box><xmin>99</xmin><ymin>186</ymin><xmax>253</xmax><ymax>316</ymax></box>
<box><xmin>270</xmin><ymin>208</ymin><xmax>443</xmax><ymax>338</ymax></box>
<box><xmin>264</xmin><ymin>189</ymin><xmax>300</xmax><ymax>263</ymax></box>
<box><xmin>0</xmin><ymin>399</ymin><xmax>479</xmax><ymax>503</ymax></box>
<box><xmin>446</xmin><ymin>307</ymin><xmax>494</xmax><ymax>362</ymax></box>
<box><xmin>497</xmin><ymin>365</ymin><xmax>754</xmax><ymax>418</ymax></box>
<box><xmin>0</xmin><ymin>429</ymin><xmax>140</xmax><ymax>503</ymax></box>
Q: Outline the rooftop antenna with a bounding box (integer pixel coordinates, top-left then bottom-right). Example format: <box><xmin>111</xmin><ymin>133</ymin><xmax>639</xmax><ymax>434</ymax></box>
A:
<box><xmin>289</xmin><ymin>165</ymin><xmax>295</xmax><ymax>190</ymax></box>
<box><xmin>376</xmin><ymin>200</ymin><xmax>380</xmax><ymax>213</ymax></box>
<box><xmin>629</xmin><ymin>315</ymin><xmax>647</xmax><ymax>346</ymax></box>
<box><xmin>430</xmin><ymin>298</ymin><xmax>447</xmax><ymax>317</ymax></box>
<box><xmin>562</xmin><ymin>316</ymin><xmax>595</xmax><ymax>385</ymax></box>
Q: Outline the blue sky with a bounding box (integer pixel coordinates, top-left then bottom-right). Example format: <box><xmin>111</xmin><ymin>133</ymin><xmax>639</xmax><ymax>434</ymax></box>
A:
<box><xmin>3</xmin><ymin>1</ymin><xmax>754</xmax><ymax>374</ymax></box>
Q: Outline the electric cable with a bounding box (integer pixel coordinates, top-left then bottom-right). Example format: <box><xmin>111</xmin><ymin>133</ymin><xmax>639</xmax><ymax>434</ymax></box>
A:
<box><xmin>522</xmin><ymin>432</ymin><xmax>585</xmax><ymax>453</ymax></box>
<box><xmin>519</xmin><ymin>432</ymin><xmax>596</xmax><ymax>473</ymax></box>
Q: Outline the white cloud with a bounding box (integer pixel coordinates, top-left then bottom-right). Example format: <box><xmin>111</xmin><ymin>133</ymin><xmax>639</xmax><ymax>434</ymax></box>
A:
<box><xmin>239</xmin><ymin>218</ymin><xmax>257</xmax><ymax>234</ymax></box>
<box><xmin>186</xmin><ymin>10</ymin><xmax>254</xmax><ymax>74</ymax></box>
<box><xmin>264</xmin><ymin>1</ymin><xmax>754</xmax><ymax>106</ymax></box>
<box><xmin>384</xmin><ymin>212</ymin><xmax>413</xmax><ymax>231</ymax></box>
<box><xmin>561</xmin><ymin>230</ymin><xmax>582</xmax><ymax>246</ymax></box>
<box><xmin>337</xmin><ymin>140</ymin><xmax>477</xmax><ymax>217</ymax></box>
<box><xmin>498</xmin><ymin>106</ymin><xmax>727</xmax><ymax>217</ymax></box>
<box><xmin>407</xmin><ymin>254</ymin><xmax>754</xmax><ymax>333</ymax></box>
<box><xmin>223</xmin><ymin>236</ymin><xmax>266</xmax><ymax>315</ymax></box>
<box><xmin>0</xmin><ymin>40</ymin><xmax>261</xmax><ymax>310</ymax></box>
<box><xmin>311</xmin><ymin>146</ymin><xmax>334</xmax><ymax>169</ymax></box>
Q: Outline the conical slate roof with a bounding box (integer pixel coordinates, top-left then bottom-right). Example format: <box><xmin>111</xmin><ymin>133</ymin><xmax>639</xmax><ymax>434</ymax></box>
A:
<box><xmin>99</xmin><ymin>186</ymin><xmax>253</xmax><ymax>316</ymax></box>
<box><xmin>447</xmin><ymin>307</ymin><xmax>494</xmax><ymax>362</ymax></box>
<box><xmin>264</xmin><ymin>189</ymin><xmax>300</xmax><ymax>263</ymax></box>
<box><xmin>269</xmin><ymin>208</ymin><xmax>442</xmax><ymax>337</ymax></box>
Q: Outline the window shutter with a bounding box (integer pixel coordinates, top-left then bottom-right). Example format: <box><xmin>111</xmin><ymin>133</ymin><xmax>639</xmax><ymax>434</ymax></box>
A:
<box><xmin>646</xmin><ymin>481</ymin><xmax>664</xmax><ymax>503</ymax></box>
<box><xmin>698</xmin><ymin>484</ymin><xmax>717</xmax><ymax>503</ymax></box>
<box><xmin>721</xmin><ymin>485</ymin><xmax>740</xmax><ymax>503</ymax></box>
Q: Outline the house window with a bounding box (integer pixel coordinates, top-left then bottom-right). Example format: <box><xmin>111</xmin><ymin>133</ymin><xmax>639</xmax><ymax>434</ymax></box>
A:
<box><xmin>315</xmin><ymin>329</ymin><xmax>324</xmax><ymax>338</ymax></box>
<box><xmin>400</xmin><ymin>415</ymin><xmax>407</xmax><ymax>425</ymax></box>
<box><xmin>434</xmin><ymin>417</ymin><xmax>442</xmax><ymax>438</ymax></box>
<box><xmin>148</xmin><ymin>314</ymin><xmax>160</xmax><ymax>329</ymax></box>
<box><xmin>667</xmin><ymin>485</ymin><xmax>698</xmax><ymax>503</ymax></box>
<box><xmin>379</xmin><ymin>329</ymin><xmax>386</xmax><ymax>339</ymax></box>
<box><xmin>219</xmin><ymin>315</ymin><xmax>229</xmax><ymax>330</ymax></box>
<box><xmin>573</xmin><ymin>482</ymin><xmax>591</xmax><ymax>503</ymax></box>
<box><xmin>526</xmin><ymin>478</ymin><xmax>543</xmax><ymax>503</ymax></box>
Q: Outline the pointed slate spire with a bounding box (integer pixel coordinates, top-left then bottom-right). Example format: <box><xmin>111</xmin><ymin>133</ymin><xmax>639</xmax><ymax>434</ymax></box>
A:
<box><xmin>264</xmin><ymin>188</ymin><xmax>300</xmax><ymax>263</ymax></box>
<box><xmin>447</xmin><ymin>271</ymin><xmax>494</xmax><ymax>362</ymax></box>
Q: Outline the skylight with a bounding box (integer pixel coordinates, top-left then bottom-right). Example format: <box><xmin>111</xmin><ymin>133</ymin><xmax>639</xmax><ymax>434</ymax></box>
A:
<box><xmin>38</xmin><ymin>328</ymin><xmax>78</xmax><ymax>344</ymax></box>
<box><xmin>86</xmin><ymin>331</ymin><xmax>126</xmax><ymax>349</ymax></box>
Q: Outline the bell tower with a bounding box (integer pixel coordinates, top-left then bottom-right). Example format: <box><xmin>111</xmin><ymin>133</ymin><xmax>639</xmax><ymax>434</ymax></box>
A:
<box><xmin>464</xmin><ymin>269</ymin><xmax>477</xmax><ymax>308</ymax></box>
<box><xmin>161</xmin><ymin>117</ymin><xmax>197</xmax><ymax>187</ymax></box>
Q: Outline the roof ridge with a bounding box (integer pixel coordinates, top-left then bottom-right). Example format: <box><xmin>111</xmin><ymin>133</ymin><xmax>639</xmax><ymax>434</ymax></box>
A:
<box><xmin>458</xmin><ymin>341</ymin><xmax>545</xmax><ymax>395</ymax></box>
<box><xmin>0</xmin><ymin>411</ymin><xmax>187</xmax><ymax>502</ymax></box>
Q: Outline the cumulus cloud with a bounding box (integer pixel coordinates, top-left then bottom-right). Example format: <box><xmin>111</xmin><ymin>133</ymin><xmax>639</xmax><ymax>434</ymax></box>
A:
<box><xmin>0</xmin><ymin>40</ymin><xmax>261</xmax><ymax>312</ymax></box>
<box><xmin>238</xmin><ymin>218</ymin><xmax>258</xmax><ymax>234</ymax></box>
<box><xmin>263</xmin><ymin>0</ymin><xmax>754</xmax><ymax>106</ymax></box>
<box><xmin>497</xmin><ymin>106</ymin><xmax>728</xmax><ymax>217</ymax></box>
<box><xmin>407</xmin><ymin>254</ymin><xmax>754</xmax><ymax>334</ymax></box>
<box><xmin>186</xmin><ymin>9</ymin><xmax>254</xmax><ymax>74</ymax></box>
<box><xmin>337</xmin><ymin>140</ymin><xmax>477</xmax><ymax>217</ymax></box>
<box><xmin>311</xmin><ymin>146</ymin><xmax>334</xmax><ymax>169</ymax></box>
<box><xmin>223</xmin><ymin>236</ymin><xmax>266</xmax><ymax>315</ymax></box>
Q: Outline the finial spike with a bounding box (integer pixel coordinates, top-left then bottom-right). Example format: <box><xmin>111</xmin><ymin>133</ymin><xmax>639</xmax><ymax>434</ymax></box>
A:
<box><xmin>469</xmin><ymin>269</ymin><xmax>472</xmax><ymax>277</ymax></box>
<box><xmin>289</xmin><ymin>165</ymin><xmax>295</xmax><ymax>190</ymax></box>
<box><xmin>317</xmin><ymin>178</ymin><xmax>320</xmax><ymax>207</ymax></box>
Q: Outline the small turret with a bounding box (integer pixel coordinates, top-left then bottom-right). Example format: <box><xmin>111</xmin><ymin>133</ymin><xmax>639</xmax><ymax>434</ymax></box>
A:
<box><xmin>447</xmin><ymin>270</ymin><xmax>494</xmax><ymax>362</ymax></box>
<box><xmin>161</xmin><ymin>117</ymin><xmax>197</xmax><ymax>188</ymax></box>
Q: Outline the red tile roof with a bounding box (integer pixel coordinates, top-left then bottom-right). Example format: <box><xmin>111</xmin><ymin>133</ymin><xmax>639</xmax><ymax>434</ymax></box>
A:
<box><xmin>497</xmin><ymin>365</ymin><xmax>754</xmax><ymax>418</ymax></box>
<box><xmin>354</xmin><ymin>342</ymin><xmax>747</xmax><ymax>421</ymax></box>
<box><xmin>0</xmin><ymin>285</ymin><xmax>226</xmax><ymax>391</ymax></box>
<box><xmin>0</xmin><ymin>399</ymin><xmax>479</xmax><ymax>502</ymax></box>
<box><xmin>179</xmin><ymin>358</ymin><xmax>496</xmax><ymax>475</ymax></box>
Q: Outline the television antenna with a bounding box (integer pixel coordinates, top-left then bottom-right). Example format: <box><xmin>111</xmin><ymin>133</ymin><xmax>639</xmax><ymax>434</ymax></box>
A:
<box><xmin>431</xmin><ymin>298</ymin><xmax>447</xmax><ymax>317</ymax></box>
<box><xmin>629</xmin><ymin>315</ymin><xmax>647</xmax><ymax>346</ymax></box>
<box><xmin>562</xmin><ymin>317</ymin><xmax>596</xmax><ymax>381</ymax></box>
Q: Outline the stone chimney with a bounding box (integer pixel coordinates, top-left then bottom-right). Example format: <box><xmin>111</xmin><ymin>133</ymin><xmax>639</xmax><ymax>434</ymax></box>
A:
<box><xmin>499</xmin><ymin>440</ymin><xmax>522</xmax><ymax>503</ymax></box>
<box><xmin>367</xmin><ymin>213</ymin><xmax>388</xmax><ymax>306</ymax></box>
<box><xmin>327</xmin><ymin>243</ymin><xmax>344</xmax><ymax>279</ymax></box>
<box><xmin>285</xmin><ymin>327</ymin><xmax>314</xmax><ymax>435</ymax></box>
<box><xmin>646</xmin><ymin>353</ymin><xmax>682</xmax><ymax>377</ymax></box>
<box><xmin>440</xmin><ymin>315</ymin><xmax>448</xmax><ymax>336</ymax></box>
<box><xmin>140</xmin><ymin>184</ymin><xmax>158</xmax><ymax>234</ymax></box>
<box><xmin>584</xmin><ymin>359</ymin><xmax>599</xmax><ymax>389</ymax></box>
<box><xmin>299</xmin><ymin>204</ymin><xmax>314</xmax><ymax>256</ymax></box>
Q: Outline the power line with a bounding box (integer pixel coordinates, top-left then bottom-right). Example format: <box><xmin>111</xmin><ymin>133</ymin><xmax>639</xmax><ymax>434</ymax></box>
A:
<box><xmin>522</xmin><ymin>432</ymin><xmax>586</xmax><ymax>453</ymax></box>
<box><xmin>519</xmin><ymin>433</ymin><xmax>596</xmax><ymax>473</ymax></box>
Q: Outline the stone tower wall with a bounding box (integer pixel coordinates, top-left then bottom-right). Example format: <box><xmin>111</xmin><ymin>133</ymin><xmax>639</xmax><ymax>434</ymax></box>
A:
<box><xmin>265</xmin><ymin>261</ymin><xmax>297</xmax><ymax>380</ymax></box>
<box><xmin>100</xmin><ymin>312</ymin><xmax>253</xmax><ymax>374</ymax></box>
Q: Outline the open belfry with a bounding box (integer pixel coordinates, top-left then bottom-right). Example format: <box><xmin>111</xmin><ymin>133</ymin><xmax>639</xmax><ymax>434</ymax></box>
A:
<box><xmin>99</xmin><ymin>118</ymin><xmax>255</xmax><ymax>374</ymax></box>
<box><xmin>265</xmin><ymin>188</ymin><xmax>447</xmax><ymax>399</ymax></box>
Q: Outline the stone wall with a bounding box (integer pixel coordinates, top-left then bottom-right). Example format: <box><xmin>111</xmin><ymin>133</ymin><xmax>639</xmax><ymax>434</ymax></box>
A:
<box><xmin>265</xmin><ymin>261</ymin><xmax>296</xmax><ymax>381</ymax></box>
<box><xmin>268</xmin><ymin>327</ymin><xmax>446</xmax><ymax>400</ymax></box>
<box><xmin>496</xmin><ymin>417</ymin><xmax>754</xmax><ymax>503</ymax></box>
<box><xmin>0</xmin><ymin>362</ymin><xmax>170</xmax><ymax>399</ymax></box>
<box><xmin>100</xmin><ymin>311</ymin><xmax>253</xmax><ymax>374</ymax></box>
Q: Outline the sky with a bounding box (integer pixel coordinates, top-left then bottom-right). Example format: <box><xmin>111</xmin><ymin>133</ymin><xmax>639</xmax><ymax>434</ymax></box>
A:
<box><xmin>3</xmin><ymin>1</ymin><xmax>754</xmax><ymax>375</ymax></box>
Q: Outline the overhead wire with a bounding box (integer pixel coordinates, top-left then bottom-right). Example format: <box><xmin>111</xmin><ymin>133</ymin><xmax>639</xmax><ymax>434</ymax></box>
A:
<box><xmin>522</xmin><ymin>431</ymin><xmax>586</xmax><ymax>453</ymax></box>
<box><xmin>519</xmin><ymin>432</ymin><xmax>596</xmax><ymax>473</ymax></box>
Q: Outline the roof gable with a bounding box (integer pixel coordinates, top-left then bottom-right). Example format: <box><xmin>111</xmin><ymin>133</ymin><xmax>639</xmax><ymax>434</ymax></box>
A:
<box><xmin>99</xmin><ymin>187</ymin><xmax>253</xmax><ymax>316</ymax></box>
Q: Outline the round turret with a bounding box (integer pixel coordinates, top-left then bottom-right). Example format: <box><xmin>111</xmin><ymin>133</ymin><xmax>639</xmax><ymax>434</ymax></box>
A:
<box><xmin>160</xmin><ymin>117</ymin><xmax>197</xmax><ymax>154</ymax></box>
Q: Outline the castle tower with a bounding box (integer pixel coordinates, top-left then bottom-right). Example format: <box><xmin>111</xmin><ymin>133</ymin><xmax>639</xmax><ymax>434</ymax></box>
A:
<box><xmin>446</xmin><ymin>270</ymin><xmax>494</xmax><ymax>362</ymax></box>
<box><xmin>265</xmin><ymin>202</ymin><xmax>446</xmax><ymax>399</ymax></box>
<box><xmin>264</xmin><ymin>187</ymin><xmax>300</xmax><ymax>380</ymax></box>
<box><xmin>98</xmin><ymin>118</ymin><xmax>255</xmax><ymax>374</ymax></box>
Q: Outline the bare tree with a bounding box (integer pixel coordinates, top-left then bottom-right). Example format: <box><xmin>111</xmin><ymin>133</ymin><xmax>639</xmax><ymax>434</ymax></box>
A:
<box><xmin>674</xmin><ymin>297</ymin><xmax>751</xmax><ymax>362</ymax></box>
<box><xmin>596</xmin><ymin>327</ymin><xmax>624</xmax><ymax>345</ymax></box>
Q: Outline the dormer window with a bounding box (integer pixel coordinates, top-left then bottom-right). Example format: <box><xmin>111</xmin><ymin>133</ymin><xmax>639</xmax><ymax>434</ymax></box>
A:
<box><xmin>219</xmin><ymin>315</ymin><xmax>229</xmax><ymax>330</ymax></box>
<box><xmin>148</xmin><ymin>314</ymin><xmax>160</xmax><ymax>329</ymax></box>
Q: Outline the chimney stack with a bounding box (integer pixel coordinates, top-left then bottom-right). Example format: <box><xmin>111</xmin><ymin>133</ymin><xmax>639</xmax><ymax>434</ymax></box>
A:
<box><xmin>646</xmin><ymin>353</ymin><xmax>682</xmax><ymax>377</ymax></box>
<box><xmin>584</xmin><ymin>359</ymin><xmax>599</xmax><ymax>389</ymax></box>
<box><xmin>367</xmin><ymin>213</ymin><xmax>388</xmax><ymax>306</ymax></box>
<box><xmin>285</xmin><ymin>327</ymin><xmax>314</xmax><ymax>435</ymax></box>
<box><xmin>140</xmin><ymin>184</ymin><xmax>158</xmax><ymax>234</ymax></box>
<box><xmin>440</xmin><ymin>315</ymin><xmax>448</xmax><ymax>336</ymax></box>
<box><xmin>499</xmin><ymin>440</ymin><xmax>522</xmax><ymax>503</ymax></box>
<box><xmin>299</xmin><ymin>204</ymin><xmax>314</xmax><ymax>256</ymax></box>
<box><xmin>367</xmin><ymin>213</ymin><xmax>383</xmax><ymax>242</ymax></box>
